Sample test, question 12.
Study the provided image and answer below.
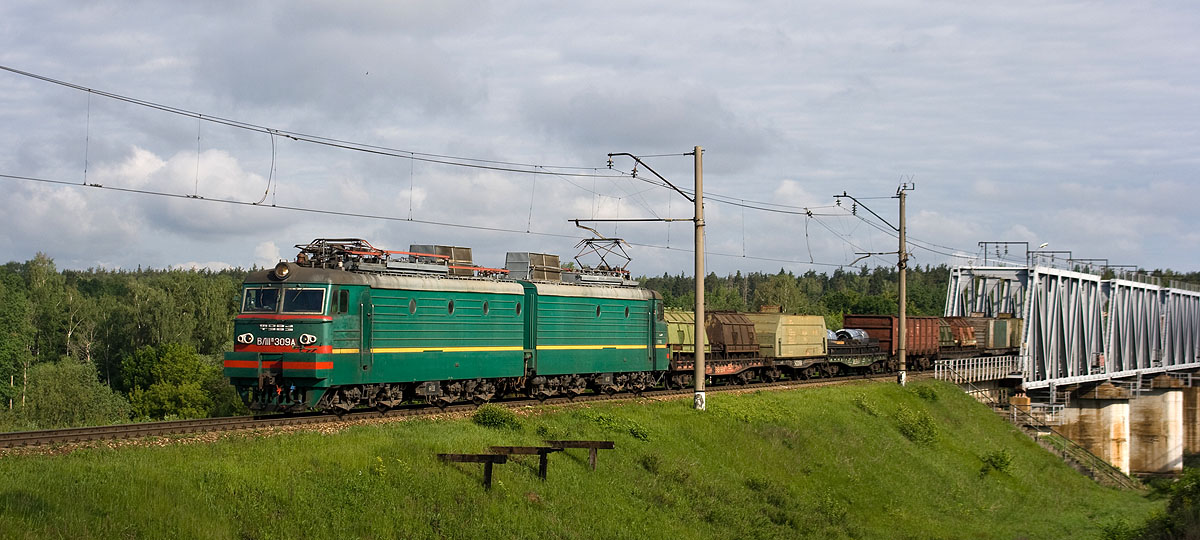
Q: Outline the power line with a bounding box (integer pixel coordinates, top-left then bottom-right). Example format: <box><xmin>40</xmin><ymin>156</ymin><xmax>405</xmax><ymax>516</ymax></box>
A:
<box><xmin>2</xmin><ymin>65</ymin><xmax>965</xmax><ymax>268</ymax></box>
<box><xmin>0</xmin><ymin>65</ymin><xmax>627</xmax><ymax>179</ymax></box>
<box><xmin>0</xmin><ymin>172</ymin><xmax>580</xmax><ymax>239</ymax></box>
<box><xmin>0</xmin><ymin>172</ymin><xmax>862</xmax><ymax>269</ymax></box>
<box><xmin>5</xmin><ymin>65</ymin><xmax>871</xmax><ymax>222</ymax></box>
<box><xmin>846</xmin><ymin>210</ymin><xmax>977</xmax><ymax>261</ymax></box>
<box><xmin>616</xmin><ymin>167</ymin><xmax>842</xmax><ymax>215</ymax></box>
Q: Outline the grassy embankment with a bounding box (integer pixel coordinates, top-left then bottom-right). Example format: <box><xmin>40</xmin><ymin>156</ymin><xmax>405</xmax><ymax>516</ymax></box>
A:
<box><xmin>0</xmin><ymin>380</ymin><xmax>1160</xmax><ymax>539</ymax></box>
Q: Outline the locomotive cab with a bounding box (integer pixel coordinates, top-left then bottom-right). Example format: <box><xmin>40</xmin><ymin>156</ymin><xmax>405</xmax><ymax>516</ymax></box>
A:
<box><xmin>224</xmin><ymin>262</ymin><xmax>339</xmax><ymax>412</ymax></box>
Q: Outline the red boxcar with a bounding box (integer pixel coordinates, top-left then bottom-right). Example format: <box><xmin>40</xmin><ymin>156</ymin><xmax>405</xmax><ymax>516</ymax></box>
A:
<box><xmin>841</xmin><ymin>315</ymin><xmax>940</xmax><ymax>366</ymax></box>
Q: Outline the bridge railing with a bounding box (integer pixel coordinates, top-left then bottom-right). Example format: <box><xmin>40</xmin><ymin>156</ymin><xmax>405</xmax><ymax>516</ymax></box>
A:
<box><xmin>933</xmin><ymin>356</ymin><xmax>1021</xmax><ymax>384</ymax></box>
<box><xmin>1021</xmin><ymin>403</ymin><xmax>1064</xmax><ymax>426</ymax></box>
<box><xmin>935</xmin><ymin>361</ymin><xmax>1141</xmax><ymax>490</ymax></box>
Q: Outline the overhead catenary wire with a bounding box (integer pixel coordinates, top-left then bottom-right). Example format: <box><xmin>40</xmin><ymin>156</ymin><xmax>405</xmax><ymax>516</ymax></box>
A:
<box><xmin>4</xmin><ymin>64</ymin><xmax>986</xmax><ymax>269</ymax></box>
<box><xmin>845</xmin><ymin>209</ymin><xmax>977</xmax><ymax>261</ymax></box>
<box><xmin>7</xmin><ymin>64</ymin><xmax>859</xmax><ymax>222</ymax></box>
<box><xmin>0</xmin><ymin>65</ymin><xmax>627</xmax><ymax>180</ymax></box>
<box><xmin>0</xmin><ymin>172</ymin><xmax>856</xmax><ymax>269</ymax></box>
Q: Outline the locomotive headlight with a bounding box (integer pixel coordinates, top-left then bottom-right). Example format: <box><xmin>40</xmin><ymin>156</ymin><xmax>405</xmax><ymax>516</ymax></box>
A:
<box><xmin>273</xmin><ymin>262</ymin><xmax>291</xmax><ymax>280</ymax></box>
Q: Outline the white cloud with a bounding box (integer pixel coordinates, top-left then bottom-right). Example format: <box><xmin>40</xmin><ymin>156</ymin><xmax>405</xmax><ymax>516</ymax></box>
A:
<box><xmin>255</xmin><ymin>241</ymin><xmax>281</xmax><ymax>268</ymax></box>
<box><xmin>1</xmin><ymin>1</ymin><xmax>1199</xmax><ymax>276</ymax></box>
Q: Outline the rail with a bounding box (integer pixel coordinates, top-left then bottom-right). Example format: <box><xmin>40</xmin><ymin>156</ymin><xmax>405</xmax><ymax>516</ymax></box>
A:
<box><xmin>935</xmin><ymin>363</ymin><xmax>1140</xmax><ymax>490</ymax></box>
<box><xmin>1</xmin><ymin>371</ymin><xmax>912</xmax><ymax>450</ymax></box>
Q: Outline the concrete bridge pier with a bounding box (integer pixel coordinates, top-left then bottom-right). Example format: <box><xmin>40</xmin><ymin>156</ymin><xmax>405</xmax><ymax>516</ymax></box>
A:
<box><xmin>1184</xmin><ymin>383</ymin><xmax>1200</xmax><ymax>455</ymax></box>
<box><xmin>1057</xmin><ymin>383</ymin><xmax>1131</xmax><ymax>475</ymax></box>
<box><xmin>1130</xmin><ymin>375</ymin><xmax>1184</xmax><ymax>475</ymax></box>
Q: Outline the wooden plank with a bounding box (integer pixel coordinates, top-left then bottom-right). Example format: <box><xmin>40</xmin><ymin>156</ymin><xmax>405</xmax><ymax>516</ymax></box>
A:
<box><xmin>438</xmin><ymin>453</ymin><xmax>508</xmax><ymax>464</ymax></box>
<box><xmin>488</xmin><ymin>446</ymin><xmax>563</xmax><ymax>480</ymax></box>
<box><xmin>545</xmin><ymin>440</ymin><xmax>615</xmax><ymax>450</ymax></box>
<box><xmin>544</xmin><ymin>440</ymin><xmax>615</xmax><ymax>471</ymax></box>
<box><xmin>438</xmin><ymin>453</ymin><xmax>509</xmax><ymax>489</ymax></box>
<box><xmin>488</xmin><ymin>446</ymin><xmax>562</xmax><ymax>456</ymax></box>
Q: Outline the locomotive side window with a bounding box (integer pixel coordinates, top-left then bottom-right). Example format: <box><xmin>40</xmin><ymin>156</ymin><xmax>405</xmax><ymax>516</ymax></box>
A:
<box><xmin>282</xmin><ymin>288</ymin><xmax>326</xmax><ymax>314</ymax></box>
<box><xmin>337</xmin><ymin>290</ymin><xmax>349</xmax><ymax>313</ymax></box>
<box><xmin>242</xmin><ymin>287</ymin><xmax>279</xmax><ymax>313</ymax></box>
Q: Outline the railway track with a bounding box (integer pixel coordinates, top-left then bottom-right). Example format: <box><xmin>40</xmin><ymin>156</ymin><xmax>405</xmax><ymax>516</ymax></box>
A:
<box><xmin>0</xmin><ymin>371</ymin><xmax>923</xmax><ymax>450</ymax></box>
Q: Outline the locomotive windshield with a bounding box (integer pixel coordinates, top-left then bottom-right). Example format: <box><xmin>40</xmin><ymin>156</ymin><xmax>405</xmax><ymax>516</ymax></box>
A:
<box><xmin>240</xmin><ymin>287</ymin><xmax>327</xmax><ymax>314</ymax></box>
<box><xmin>242</xmin><ymin>287</ymin><xmax>279</xmax><ymax>313</ymax></box>
<box><xmin>282</xmin><ymin>288</ymin><xmax>326</xmax><ymax>314</ymax></box>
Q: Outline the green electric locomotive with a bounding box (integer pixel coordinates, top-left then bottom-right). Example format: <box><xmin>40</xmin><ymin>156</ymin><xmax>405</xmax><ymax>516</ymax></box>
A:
<box><xmin>223</xmin><ymin>239</ymin><xmax>668</xmax><ymax>412</ymax></box>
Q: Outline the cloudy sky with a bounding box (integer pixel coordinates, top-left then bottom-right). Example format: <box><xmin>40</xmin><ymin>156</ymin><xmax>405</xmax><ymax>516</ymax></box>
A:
<box><xmin>1</xmin><ymin>1</ymin><xmax>1197</xmax><ymax>277</ymax></box>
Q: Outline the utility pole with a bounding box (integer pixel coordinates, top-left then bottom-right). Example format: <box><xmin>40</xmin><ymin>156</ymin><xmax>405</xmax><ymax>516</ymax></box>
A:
<box><xmin>693</xmin><ymin>146</ymin><xmax>706</xmax><ymax>411</ymax></box>
<box><xmin>599</xmin><ymin>148</ymin><xmax>706</xmax><ymax>410</ymax></box>
<box><xmin>897</xmin><ymin>185</ymin><xmax>909</xmax><ymax>386</ymax></box>
<box><xmin>836</xmin><ymin>182</ymin><xmax>914</xmax><ymax>386</ymax></box>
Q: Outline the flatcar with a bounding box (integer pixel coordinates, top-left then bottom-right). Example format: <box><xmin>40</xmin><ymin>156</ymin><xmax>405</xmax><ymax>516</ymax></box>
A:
<box><xmin>664</xmin><ymin>310</ymin><xmax>891</xmax><ymax>382</ymax></box>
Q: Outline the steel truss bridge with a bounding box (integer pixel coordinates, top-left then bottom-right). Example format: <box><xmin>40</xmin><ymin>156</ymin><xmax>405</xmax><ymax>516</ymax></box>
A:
<box><xmin>944</xmin><ymin>264</ymin><xmax>1200</xmax><ymax>396</ymax></box>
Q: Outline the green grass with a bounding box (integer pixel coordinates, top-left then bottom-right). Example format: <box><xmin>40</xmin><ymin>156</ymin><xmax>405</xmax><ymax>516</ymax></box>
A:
<box><xmin>0</xmin><ymin>381</ymin><xmax>1160</xmax><ymax>539</ymax></box>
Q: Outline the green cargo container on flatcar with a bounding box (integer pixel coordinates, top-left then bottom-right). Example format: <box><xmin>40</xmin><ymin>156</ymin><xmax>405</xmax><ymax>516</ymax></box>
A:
<box><xmin>742</xmin><ymin>313</ymin><xmax>827</xmax><ymax>359</ymax></box>
<box><xmin>663</xmin><ymin>308</ymin><xmax>710</xmax><ymax>357</ymax></box>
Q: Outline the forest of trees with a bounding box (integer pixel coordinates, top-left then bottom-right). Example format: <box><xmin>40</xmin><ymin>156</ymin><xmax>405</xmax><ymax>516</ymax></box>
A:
<box><xmin>2</xmin><ymin>253</ymin><xmax>1196</xmax><ymax>431</ymax></box>
<box><xmin>0</xmin><ymin>255</ymin><xmax>249</xmax><ymax>430</ymax></box>
<box><xmin>641</xmin><ymin>265</ymin><xmax>952</xmax><ymax>330</ymax></box>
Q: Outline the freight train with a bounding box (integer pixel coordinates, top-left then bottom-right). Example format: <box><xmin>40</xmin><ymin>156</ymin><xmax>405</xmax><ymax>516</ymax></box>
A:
<box><xmin>659</xmin><ymin>311</ymin><xmax>1022</xmax><ymax>388</ymax></box>
<box><xmin>223</xmin><ymin>238</ymin><xmax>1022</xmax><ymax>413</ymax></box>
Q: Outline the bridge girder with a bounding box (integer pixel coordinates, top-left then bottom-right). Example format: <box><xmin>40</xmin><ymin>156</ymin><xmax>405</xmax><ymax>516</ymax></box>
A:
<box><xmin>946</xmin><ymin>266</ymin><xmax>1200</xmax><ymax>389</ymax></box>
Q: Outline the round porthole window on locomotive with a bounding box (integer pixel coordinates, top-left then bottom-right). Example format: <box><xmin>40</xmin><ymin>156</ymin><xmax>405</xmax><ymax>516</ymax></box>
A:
<box><xmin>625</xmin><ymin>306</ymin><xmax>630</xmax><ymax>318</ymax></box>
<box><xmin>596</xmin><ymin>306</ymin><xmax>601</xmax><ymax>317</ymax></box>
<box><xmin>448</xmin><ymin>300</ymin><xmax>455</xmax><ymax>315</ymax></box>
<box><xmin>408</xmin><ymin>299</ymin><xmax>416</xmax><ymax>315</ymax></box>
<box><xmin>516</xmin><ymin>302</ymin><xmax>522</xmax><ymax>316</ymax></box>
<box><xmin>482</xmin><ymin>301</ymin><xmax>489</xmax><ymax>315</ymax></box>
